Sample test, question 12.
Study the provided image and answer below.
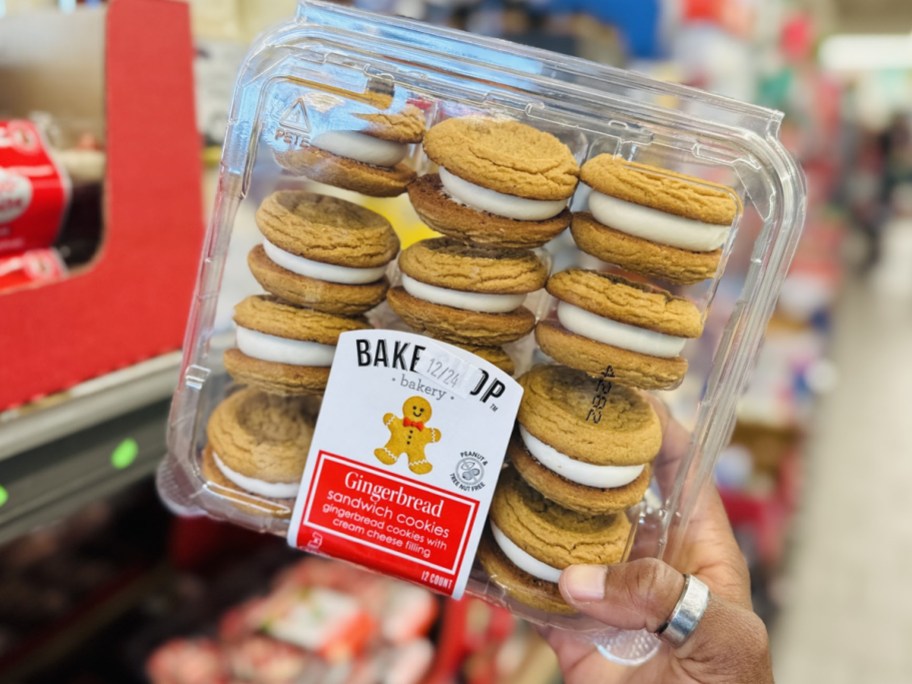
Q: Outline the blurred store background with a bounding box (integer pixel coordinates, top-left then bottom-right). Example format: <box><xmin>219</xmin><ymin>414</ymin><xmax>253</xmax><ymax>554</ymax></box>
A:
<box><xmin>1</xmin><ymin>0</ymin><xmax>911</xmax><ymax>682</ymax></box>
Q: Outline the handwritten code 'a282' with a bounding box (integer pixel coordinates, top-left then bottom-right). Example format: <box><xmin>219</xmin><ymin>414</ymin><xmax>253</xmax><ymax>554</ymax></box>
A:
<box><xmin>586</xmin><ymin>365</ymin><xmax>615</xmax><ymax>424</ymax></box>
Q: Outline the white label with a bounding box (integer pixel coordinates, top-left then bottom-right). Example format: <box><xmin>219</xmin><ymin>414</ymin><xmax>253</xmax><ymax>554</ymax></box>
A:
<box><xmin>287</xmin><ymin>330</ymin><xmax>522</xmax><ymax>598</ymax></box>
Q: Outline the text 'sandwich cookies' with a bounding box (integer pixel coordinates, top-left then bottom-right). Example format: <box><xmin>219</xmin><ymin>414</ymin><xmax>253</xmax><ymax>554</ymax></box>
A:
<box><xmin>250</xmin><ymin>191</ymin><xmax>399</xmax><ymax>316</ymax></box>
<box><xmin>478</xmin><ymin>468</ymin><xmax>631</xmax><ymax>614</ymax></box>
<box><xmin>276</xmin><ymin>102</ymin><xmax>425</xmax><ymax>197</ymax></box>
<box><xmin>511</xmin><ymin>364</ymin><xmax>661</xmax><ymax>514</ymax></box>
<box><xmin>387</xmin><ymin>237</ymin><xmax>547</xmax><ymax>346</ymax></box>
<box><xmin>224</xmin><ymin>295</ymin><xmax>370</xmax><ymax>395</ymax></box>
<box><xmin>572</xmin><ymin>155</ymin><xmax>741</xmax><ymax>284</ymax></box>
<box><xmin>203</xmin><ymin>388</ymin><xmax>318</xmax><ymax>518</ymax></box>
<box><xmin>408</xmin><ymin>117</ymin><xmax>579</xmax><ymax>248</ymax></box>
<box><xmin>535</xmin><ymin>269</ymin><xmax>703</xmax><ymax>390</ymax></box>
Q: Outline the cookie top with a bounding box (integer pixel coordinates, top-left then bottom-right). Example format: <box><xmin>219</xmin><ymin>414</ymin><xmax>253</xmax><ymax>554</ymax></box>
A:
<box><xmin>517</xmin><ymin>364</ymin><xmax>661</xmax><ymax>466</ymax></box>
<box><xmin>423</xmin><ymin>117</ymin><xmax>579</xmax><ymax>200</ymax></box>
<box><xmin>547</xmin><ymin>269</ymin><xmax>703</xmax><ymax>338</ymax></box>
<box><xmin>357</xmin><ymin>103</ymin><xmax>426</xmax><ymax>144</ymax></box>
<box><xmin>206</xmin><ymin>388</ymin><xmax>318</xmax><ymax>481</ymax></box>
<box><xmin>398</xmin><ymin>237</ymin><xmax>547</xmax><ymax>294</ymax></box>
<box><xmin>490</xmin><ymin>468</ymin><xmax>630</xmax><ymax>568</ymax></box>
<box><xmin>256</xmin><ymin>191</ymin><xmax>399</xmax><ymax>268</ymax></box>
<box><xmin>234</xmin><ymin>295</ymin><xmax>370</xmax><ymax>344</ymax></box>
<box><xmin>581</xmin><ymin>155</ymin><xmax>740</xmax><ymax>225</ymax></box>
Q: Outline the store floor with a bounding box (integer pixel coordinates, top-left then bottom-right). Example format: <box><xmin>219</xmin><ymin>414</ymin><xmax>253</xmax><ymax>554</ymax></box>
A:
<box><xmin>773</xmin><ymin>275</ymin><xmax>912</xmax><ymax>683</ymax></box>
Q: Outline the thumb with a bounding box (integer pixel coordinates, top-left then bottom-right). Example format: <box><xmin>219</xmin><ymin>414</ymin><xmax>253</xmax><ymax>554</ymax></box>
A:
<box><xmin>560</xmin><ymin>559</ymin><xmax>685</xmax><ymax>635</ymax></box>
<box><xmin>559</xmin><ymin>560</ymin><xmax>772</xmax><ymax>677</ymax></box>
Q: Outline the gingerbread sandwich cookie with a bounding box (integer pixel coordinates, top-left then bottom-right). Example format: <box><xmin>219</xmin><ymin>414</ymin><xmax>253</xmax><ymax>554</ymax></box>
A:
<box><xmin>511</xmin><ymin>364</ymin><xmax>660</xmax><ymax>514</ymax></box>
<box><xmin>387</xmin><ymin>237</ymin><xmax>546</xmax><ymax>346</ymax></box>
<box><xmin>276</xmin><ymin>100</ymin><xmax>424</xmax><ymax>197</ymax></box>
<box><xmin>224</xmin><ymin>295</ymin><xmax>370</xmax><ymax>395</ymax></box>
<box><xmin>408</xmin><ymin>117</ymin><xmax>578</xmax><ymax>248</ymax></box>
<box><xmin>536</xmin><ymin>270</ymin><xmax>702</xmax><ymax>390</ymax></box>
<box><xmin>478</xmin><ymin>468</ymin><xmax>631</xmax><ymax>614</ymax></box>
<box><xmin>251</xmin><ymin>191</ymin><xmax>399</xmax><ymax>316</ymax></box>
<box><xmin>573</xmin><ymin>155</ymin><xmax>740</xmax><ymax>284</ymax></box>
<box><xmin>203</xmin><ymin>388</ymin><xmax>318</xmax><ymax>518</ymax></box>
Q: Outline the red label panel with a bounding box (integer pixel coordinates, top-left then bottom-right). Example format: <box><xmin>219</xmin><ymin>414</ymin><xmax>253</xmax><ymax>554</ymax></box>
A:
<box><xmin>295</xmin><ymin>452</ymin><xmax>479</xmax><ymax>596</ymax></box>
<box><xmin>0</xmin><ymin>120</ymin><xmax>69</xmax><ymax>257</ymax></box>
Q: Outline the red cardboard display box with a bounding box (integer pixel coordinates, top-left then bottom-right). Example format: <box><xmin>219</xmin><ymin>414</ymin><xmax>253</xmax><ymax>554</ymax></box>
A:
<box><xmin>0</xmin><ymin>0</ymin><xmax>202</xmax><ymax>410</ymax></box>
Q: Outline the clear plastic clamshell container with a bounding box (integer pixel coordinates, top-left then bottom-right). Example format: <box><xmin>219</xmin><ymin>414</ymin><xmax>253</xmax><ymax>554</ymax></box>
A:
<box><xmin>159</xmin><ymin>0</ymin><xmax>805</xmax><ymax>662</ymax></box>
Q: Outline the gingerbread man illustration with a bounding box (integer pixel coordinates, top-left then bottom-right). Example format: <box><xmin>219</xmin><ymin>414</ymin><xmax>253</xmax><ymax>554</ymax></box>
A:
<box><xmin>374</xmin><ymin>396</ymin><xmax>442</xmax><ymax>475</ymax></box>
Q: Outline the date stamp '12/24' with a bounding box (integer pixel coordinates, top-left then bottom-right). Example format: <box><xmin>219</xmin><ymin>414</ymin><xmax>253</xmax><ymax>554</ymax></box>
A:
<box><xmin>586</xmin><ymin>365</ymin><xmax>615</xmax><ymax>424</ymax></box>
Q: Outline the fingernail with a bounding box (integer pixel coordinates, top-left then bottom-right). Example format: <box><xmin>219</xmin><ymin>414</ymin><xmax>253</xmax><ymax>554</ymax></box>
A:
<box><xmin>562</xmin><ymin>565</ymin><xmax>608</xmax><ymax>602</ymax></box>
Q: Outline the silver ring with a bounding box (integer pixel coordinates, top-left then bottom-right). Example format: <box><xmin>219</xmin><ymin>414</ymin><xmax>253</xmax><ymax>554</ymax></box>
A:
<box><xmin>656</xmin><ymin>574</ymin><xmax>710</xmax><ymax>648</ymax></box>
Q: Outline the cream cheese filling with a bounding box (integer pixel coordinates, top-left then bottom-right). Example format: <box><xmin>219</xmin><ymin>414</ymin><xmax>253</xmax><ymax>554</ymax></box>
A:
<box><xmin>401</xmin><ymin>273</ymin><xmax>526</xmax><ymax>313</ymax></box>
<box><xmin>236</xmin><ymin>326</ymin><xmax>335</xmax><ymax>366</ymax></box>
<box><xmin>589</xmin><ymin>190</ymin><xmax>730</xmax><ymax>252</ymax></box>
<box><xmin>439</xmin><ymin>167</ymin><xmax>567</xmax><ymax>221</ymax></box>
<box><xmin>311</xmin><ymin>130</ymin><xmax>407</xmax><ymax>166</ymax></box>
<box><xmin>212</xmin><ymin>451</ymin><xmax>300</xmax><ymax>499</ymax></box>
<box><xmin>557</xmin><ymin>302</ymin><xmax>686</xmax><ymax>358</ymax></box>
<box><xmin>519</xmin><ymin>427</ymin><xmax>645</xmax><ymax>488</ymax></box>
<box><xmin>262</xmin><ymin>239</ymin><xmax>387</xmax><ymax>285</ymax></box>
<box><xmin>491</xmin><ymin>522</ymin><xmax>562</xmax><ymax>583</ymax></box>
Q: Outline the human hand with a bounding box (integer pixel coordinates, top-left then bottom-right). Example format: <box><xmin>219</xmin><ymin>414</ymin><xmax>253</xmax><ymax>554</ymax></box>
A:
<box><xmin>540</xmin><ymin>406</ymin><xmax>773</xmax><ymax>684</ymax></box>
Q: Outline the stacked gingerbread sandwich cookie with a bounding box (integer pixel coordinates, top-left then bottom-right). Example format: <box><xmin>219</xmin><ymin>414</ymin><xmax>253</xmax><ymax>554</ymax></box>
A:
<box><xmin>249</xmin><ymin>191</ymin><xmax>399</xmax><ymax>316</ymax></box>
<box><xmin>482</xmin><ymin>155</ymin><xmax>740</xmax><ymax>613</ymax></box>
<box><xmin>408</xmin><ymin>116</ymin><xmax>577</xmax><ymax>248</ymax></box>
<box><xmin>203</xmin><ymin>388</ymin><xmax>319</xmax><ymax>519</ymax></box>
<box><xmin>479</xmin><ymin>365</ymin><xmax>662</xmax><ymax>613</ymax></box>
<box><xmin>478</xmin><ymin>467</ymin><xmax>633</xmax><ymax>614</ymax></box>
<box><xmin>223</xmin><ymin>294</ymin><xmax>371</xmax><ymax>396</ymax></box>
<box><xmin>572</xmin><ymin>155</ymin><xmax>740</xmax><ymax>285</ymax></box>
<box><xmin>275</xmin><ymin>93</ymin><xmax>425</xmax><ymax>197</ymax></box>
<box><xmin>535</xmin><ymin>269</ymin><xmax>703</xmax><ymax>390</ymax></box>
<box><xmin>207</xmin><ymin>187</ymin><xmax>402</xmax><ymax>513</ymax></box>
<box><xmin>226</xmin><ymin>191</ymin><xmax>399</xmax><ymax>397</ymax></box>
<box><xmin>387</xmin><ymin>237</ymin><xmax>545</xmax><ymax>373</ymax></box>
<box><xmin>534</xmin><ymin>153</ymin><xmax>740</xmax><ymax>391</ymax></box>
<box><xmin>203</xmin><ymin>89</ymin><xmax>425</xmax><ymax>517</ymax></box>
<box><xmin>395</xmin><ymin>116</ymin><xmax>580</xmax><ymax>372</ymax></box>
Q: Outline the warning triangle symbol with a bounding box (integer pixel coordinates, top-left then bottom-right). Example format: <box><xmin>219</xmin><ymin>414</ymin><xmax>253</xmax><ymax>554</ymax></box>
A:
<box><xmin>279</xmin><ymin>98</ymin><xmax>309</xmax><ymax>132</ymax></box>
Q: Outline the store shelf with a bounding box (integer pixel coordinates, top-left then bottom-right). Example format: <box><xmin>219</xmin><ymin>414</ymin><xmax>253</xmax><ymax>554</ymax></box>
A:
<box><xmin>0</xmin><ymin>351</ymin><xmax>181</xmax><ymax>462</ymax></box>
<box><xmin>0</xmin><ymin>354</ymin><xmax>181</xmax><ymax>544</ymax></box>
